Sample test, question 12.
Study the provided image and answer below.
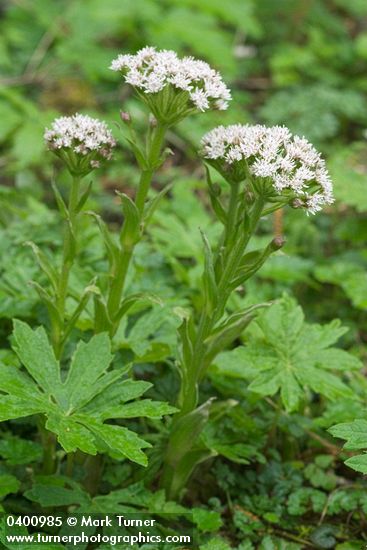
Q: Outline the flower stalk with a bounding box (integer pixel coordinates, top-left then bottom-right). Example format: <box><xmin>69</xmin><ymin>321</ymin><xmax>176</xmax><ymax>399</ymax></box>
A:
<box><xmin>36</xmin><ymin>114</ymin><xmax>116</xmax><ymax>358</ymax></box>
<box><xmin>135</xmin><ymin>123</ymin><xmax>167</xmax><ymax>214</ymax></box>
<box><xmin>51</xmin><ymin>174</ymin><xmax>81</xmax><ymax>356</ymax></box>
<box><xmin>98</xmin><ymin>122</ymin><xmax>167</xmax><ymax>336</ymax></box>
<box><xmin>161</xmin><ymin>187</ymin><xmax>271</xmax><ymax>499</ymax></box>
<box><xmin>97</xmin><ymin>47</ymin><xmax>231</xmax><ymax>337</ymax></box>
<box><xmin>161</xmin><ymin>120</ymin><xmax>334</xmax><ymax>499</ymax></box>
<box><xmin>31</xmin><ymin>49</ymin><xmax>335</xmax><ymax>502</ymax></box>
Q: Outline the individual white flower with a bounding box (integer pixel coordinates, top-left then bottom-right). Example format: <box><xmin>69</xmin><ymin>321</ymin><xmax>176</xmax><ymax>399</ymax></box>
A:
<box><xmin>201</xmin><ymin>124</ymin><xmax>334</xmax><ymax>214</ymax></box>
<box><xmin>110</xmin><ymin>46</ymin><xmax>231</xmax><ymax>124</ymax></box>
<box><xmin>252</xmin><ymin>159</ymin><xmax>277</xmax><ymax>178</ymax></box>
<box><xmin>44</xmin><ymin>114</ymin><xmax>116</xmax><ymax>175</ymax></box>
<box><xmin>191</xmin><ymin>89</ymin><xmax>210</xmax><ymax>111</ymax></box>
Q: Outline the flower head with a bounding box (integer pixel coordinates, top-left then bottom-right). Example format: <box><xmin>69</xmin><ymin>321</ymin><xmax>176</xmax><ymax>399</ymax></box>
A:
<box><xmin>44</xmin><ymin>114</ymin><xmax>116</xmax><ymax>176</ymax></box>
<box><xmin>201</xmin><ymin>124</ymin><xmax>334</xmax><ymax>214</ymax></box>
<box><xmin>110</xmin><ymin>47</ymin><xmax>231</xmax><ymax>125</ymax></box>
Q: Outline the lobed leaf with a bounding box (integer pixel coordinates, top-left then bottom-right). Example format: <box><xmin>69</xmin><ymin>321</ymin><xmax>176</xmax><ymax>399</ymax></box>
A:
<box><xmin>212</xmin><ymin>295</ymin><xmax>361</xmax><ymax>412</ymax></box>
<box><xmin>12</xmin><ymin>321</ymin><xmax>62</xmax><ymax>402</ymax></box>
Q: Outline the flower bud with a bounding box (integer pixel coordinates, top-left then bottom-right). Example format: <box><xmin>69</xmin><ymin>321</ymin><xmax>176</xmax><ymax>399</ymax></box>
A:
<box><xmin>244</xmin><ymin>189</ymin><xmax>255</xmax><ymax>204</ymax></box>
<box><xmin>291</xmin><ymin>198</ymin><xmax>304</xmax><ymax>209</ymax></box>
<box><xmin>270</xmin><ymin>236</ymin><xmax>286</xmax><ymax>251</ymax></box>
<box><xmin>149</xmin><ymin>115</ymin><xmax>158</xmax><ymax>128</ymax></box>
<box><xmin>211</xmin><ymin>182</ymin><xmax>222</xmax><ymax>197</ymax></box>
<box><xmin>120</xmin><ymin>111</ymin><xmax>131</xmax><ymax>124</ymax></box>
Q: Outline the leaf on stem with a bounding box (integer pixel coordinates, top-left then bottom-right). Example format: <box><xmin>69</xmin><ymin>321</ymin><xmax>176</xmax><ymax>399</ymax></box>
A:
<box><xmin>205</xmin><ymin>166</ymin><xmax>227</xmax><ymax>224</ymax></box>
<box><xmin>51</xmin><ymin>180</ymin><xmax>68</xmax><ymax>219</ymax></box>
<box><xmin>202</xmin><ymin>303</ymin><xmax>271</xmax><ymax>372</ymax></box>
<box><xmin>63</xmin><ymin>219</ymin><xmax>77</xmax><ymax>263</ymax></box>
<box><xmin>93</xmin><ymin>294</ymin><xmax>113</xmax><ymax>333</ymax></box>
<box><xmin>126</xmin><ymin>138</ymin><xmax>148</xmax><ymax>170</ymax></box>
<box><xmin>24</xmin><ymin>241</ymin><xmax>59</xmax><ymax>292</ymax></box>
<box><xmin>175</xmin><ymin>307</ymin><xmax>195</xmax><ymax>370</ymax></box>
<box><xmin>143</xmin><ymin>183</ymin><xmax>173</xmax><ymax>226</ymax></box>
<box><xmin>86</xmin><ymin>211</ymin><xmax>120</xmax><ymax>270</ymax></box>
<box><xmin>63</xmin><ymin>281</ymin><xmax>99</xmax><ymax>342</ymax></box>
<box><xmin>117</xmin><ymin>191</ymin><xmax>141</xmax><ymax>247</ymax></box>
<box><xmin>165</xmin><ymin>399</ymin><xmax>214</xmax><ymax>466</ymax></box>
<box><xmin>28</xmin><ymin>281</ymin><xmax>62</xmax><ymax>329</ymax></box>
<box><xmin>164</xmin><ymin>399</ymin><xmax>216</xmax><ymax>496</ymax></box>
<box><xmin>212</xmin><ymin>295</ymin><xmax>361</xmax><ymax>412</ymax></box>
<box><xmin>76</xmin><ymin>181</ymin><xmax>93</xmax><ymax>212</ymax></box>
<box><xmin>329</xmin><ymin>419</ymin><xmax>367</xmax><ymax>474</ymax></box>
<box><xmin>230</xmin><ymin>238</ymin><xmax>285</xmax><ymax>290</ymax></box>
<box><xmin>114</xmin><ymin>292</ymin><xmax>163</xmax><ymax>324</ymax></box>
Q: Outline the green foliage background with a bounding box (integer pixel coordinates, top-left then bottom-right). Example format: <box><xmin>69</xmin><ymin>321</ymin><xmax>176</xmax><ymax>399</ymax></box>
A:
<box><xmin>1</xmin><ymin>0</ymin><xmax>367</xmax><ymax>548</ymax></box>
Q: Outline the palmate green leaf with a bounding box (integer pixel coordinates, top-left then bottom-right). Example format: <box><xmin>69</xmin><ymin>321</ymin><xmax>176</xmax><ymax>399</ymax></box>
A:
<box><xmin>202</xmin><ymin>303</ymin><xmax>270</xmax><ymax>370</ymax></box>
<box><xmin>212</xmin><ymin>295</ymin><xmax>362</xmax><ymax>412</ymax></box>
<box><xmin>315</xmin><ymin>260</ymin><xmax>367</xmax><ymax>310</ymax></box>
<box><xmin>260</xmin><ymin>85</ymin><xmax>366</xmax><ymax>143</ymax></box>
<box><xmin>259</xmin><ymin>536</ymin><xmax>302</xmax><ymax>550</ymax></box>
<box><xmin>192</xmin><ymin>508</ymin><xmax>222</xmax><ymax>533</ymax></box>
<box><xmin>0</xmin><ymin>434</ymin><xmax>42</xmax><ymax>465</ymax></box>
<box><xmin>26</xmin><ymin>477</ymin><xmax>188</xmax><ymax>523</ymax></box>
<box><xmin>25</xmin><ymin>476</ymin><xmax>91</xmax><ymax>508</ymax></box>
<box><xmin>328</xmin><ymin>142</ymin><xmax>367</xmax><ymax>212</ymax></box>
<box><xmin>0</xmin><ymin>474</ymin><xmax>20</xmax><ymax>499</ymax></box>
<box><xmin>117</xmin><ymin>304</ymin><xmax>181</xmax><ymax>358</ymax></box>
<box><xmin>1</xmin><ymin>322</ymin><xmax>175</xmax><ymax>466</ymax></box>
<box><xmin>329</xmin><ymin>419</ymin><xmax>367</xmax><ymax>474</ymax></box>
<box><xmin>199</xmin><ymin>537</ymin><xmax>232</xmax><ymax>550</ymax></box>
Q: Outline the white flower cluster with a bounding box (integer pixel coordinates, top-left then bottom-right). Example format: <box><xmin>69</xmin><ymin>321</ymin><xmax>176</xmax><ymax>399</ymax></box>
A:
<box><xmin>201</xmin><ymin>124</ymin><xmax>334</xmax><ymax>213</ymax></box>
<box><xmin>44</xmin><ymin>114</ymin><xmax>116</xmax><ymax>165</ymax></box>
<box><xmin>110</xmin><ymin>47</ymin><xmax>231</xmax><ymax>112</ymax></box>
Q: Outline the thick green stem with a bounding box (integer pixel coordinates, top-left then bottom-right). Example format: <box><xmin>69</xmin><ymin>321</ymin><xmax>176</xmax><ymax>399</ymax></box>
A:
<box><xmin>40</xmin><ymin>420</ymin><xmax>57</xmax><ymax>475</ymax></box>
<box><xmin>135</xmin><ymin>169</ymin><xmax>154</xmax><ymax>216</ymax></box>
<box><xmin>51</xmin><ymin>175</ymin><xmax>81</xmax><ymax>359</ymax></box>
<box><xmin>223</xmin><ymin>181</ymin><xmax>240</xmax><ymax>249</ymax></box>
<box><xmin>136</xmin><ymin>123</ymin><xmax>166</xmax><ymax>214</ymax></box>
<box><xmin>177</xmin><ymin>313</ymin><xmax>213</xmax><ymax>415</ymax></box>
<box><xmin>58</xmin><ymin>177</ymin><xmax>80</xmax><ymax>311</ymax></box>
<box><xmin>66</xmin><ymin>452</ymin><xmax>74</xmax><ymax>477</ymax></box>
<box><xmin>177</xmin><ymin>183</ymin><xmax>243</xmax><ymax>413</ymax></box>
<box><xmin>179</xmin><ymin>198</ymin><xmax>266</xmax><ymax>415</ymax></box>
<box><xmin>106</xmin><ymin>247</ymin><xmax>133</xmax><ymax>334</ymax></box>
<box><xmin>163</xmin><ymin>196</ymin><xmax>266</xmax><ymax>499</ymax></box>
<box><xmin>83</xmin><ymin>455</ymin><xmax>104</xmax><ymax>496</ymax></box>
<box><xmin>105</xmin><ymin>123</ymin><xmax>167</xmax><ymax>333</ymax></box>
